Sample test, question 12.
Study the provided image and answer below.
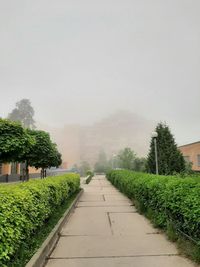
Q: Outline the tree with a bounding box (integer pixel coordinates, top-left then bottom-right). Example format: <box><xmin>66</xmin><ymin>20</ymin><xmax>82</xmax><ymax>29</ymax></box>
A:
<box><xmin>146</xmin><ymin>122</ymin><xmax>185</xmax><ymax>175</ymax></box>
<box><xmin>0</xmin><ymin>119</ymin><xmax>34</xmax><ymax>164</ymax></box>
<box><xmin>8</xmin><ymin>99</ymin><xmax>35</xmax><ymax>129</ymax></box>
<box><xmin>27</xmin><ymin>130</ymin><xmax>62</xmax><ymax>178</ymax></box>
<box><xmin>78</xmin><ymin>161</ymin><xmax>91</xmax><ymax>176</ymax></box>
<box><xmin>118</xmin><ymin>147</ymin><xmax>136</xmax><ymax>170</ymax></box>
<box><xmin>134</xmin><ymin>157</ymin><xmax>147</xmax><ymax>172</ymax></box>
<box><xmin>94</xmin><ymin>150</ymin><xmax>109</xmax><ymax>173</ymax></box>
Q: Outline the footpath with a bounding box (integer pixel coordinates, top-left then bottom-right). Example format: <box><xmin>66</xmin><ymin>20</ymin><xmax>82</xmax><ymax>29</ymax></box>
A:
<box><xmin>45</xmin><ymin>175</ymin><xmax>195</xmax><ymax>267</ymax></box>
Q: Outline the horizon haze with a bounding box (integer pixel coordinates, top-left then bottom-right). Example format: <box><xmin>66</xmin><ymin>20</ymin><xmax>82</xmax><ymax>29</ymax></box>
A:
<box><xmin>1</xmin><ymin>0</ymin><xmax>200</xmax><ymax>164</ymax></box>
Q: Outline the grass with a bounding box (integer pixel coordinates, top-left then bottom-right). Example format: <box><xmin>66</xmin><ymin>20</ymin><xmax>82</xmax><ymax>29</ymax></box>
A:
<box><xmin>8</xmin><ymin>190</ymin><xmax>80</xmax><ymax>267</ymax></box>
<box><xmin>166</xmin><ymin>221</ymin><xmax>200</xmax><ymax>263</ymax></box>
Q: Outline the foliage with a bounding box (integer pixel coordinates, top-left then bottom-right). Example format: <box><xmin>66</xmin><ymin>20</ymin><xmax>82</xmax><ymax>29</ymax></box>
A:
<box><xmin>8</xmin><ymin>99</ymin><xmax>35</xmax><ymax>129</ymax></box>
<box><xmin>118</xmin><ymin>147</ymin><xmax>136</xmax><ymax>170</ymax></box>
<box><xmin>146</xmin><ymin>122</ymin><xmax>185</xmax><ymax>175</ymax></box>
<box><xmin>94</xmin><ymin>150</ymin><xmax>109</xmax><ymax>173</ymax></box>
<box><xmin>0</xmin><ymin>119</ymin><xmax>35</xmax><ymax>163</ymax></box>
<box><xmin>86</xmin><ymin>170</ymin><xmax>94</xmax><ymax>176</ymax></box>
<box><xmin>27</xmin><ymin>129</ymin><xmax>62</xmax><ymax>170</ymax></box>
<box><xmin>114</xmin><ymin>147</ymin><xmax>146</xmax><ymax>172</ymax></box>
<box><xmin>0</xmin><ymin>173</ymin><xmax>80</xmax><ymax>266</ymax></box>
<box><xmin>15</xmin><ymin>129</ymin><xmax>62</xmax><ymax>180</ymax></box>
<box><xmin>183</xmin><ymin>161</ymin><xmax>194</xmax><ymax>175</ymax></box>
<box><xmin>107</xmin><ymin>170</ymin><xmax>200</xmax><ymax>243</ymax></box>
<box><xmin>86</xmin><ymin>171</ymin><xmax>94</xmax><ymax>184</ymax></box>
<box><xmin>0</xmin><ymin>118</ymin><xmax>62</xmax><ymax>181</ymax></box>
<box><xmin>134</xmin><ymin>157</ymin><xmax>147</xmax><ymax>172</ymax></box>
<box><xmin>10</xmin><ymin>192</ymin><xmax>79</xmax><ymax>267</ymax></box>
<box><xmin>78</xmin><ymin>161</ymin><xmax>91</xmax><ymax>176</ymax></box>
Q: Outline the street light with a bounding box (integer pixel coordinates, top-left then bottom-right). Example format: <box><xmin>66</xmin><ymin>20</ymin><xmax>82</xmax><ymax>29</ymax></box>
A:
<box><xmin>151</xmin><ymin>132</ymin><xmax>159</xmax><ymax>175</ymax></box>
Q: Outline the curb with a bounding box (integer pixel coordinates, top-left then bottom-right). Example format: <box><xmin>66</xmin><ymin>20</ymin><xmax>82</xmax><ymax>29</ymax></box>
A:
<box><xmin>25</xmin><ymin>189</ymin><xmax>83</xmax><ymax>267</ymax></box>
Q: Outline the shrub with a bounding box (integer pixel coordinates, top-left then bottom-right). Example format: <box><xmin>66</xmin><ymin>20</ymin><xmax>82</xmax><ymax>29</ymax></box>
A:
<box><xmin>86</xmin><ymin>171</ymin><xmax>94</xmax><ymax>184</ymax></box>
<box><xmin>106</xmin><ymin>170</ymin><xmax>200</xmax><ymax>242</ymax></box>
<box><xmin>0</xmin><ymin>174</ymin><xmax>80</xmax><ymax>266</ymax></box>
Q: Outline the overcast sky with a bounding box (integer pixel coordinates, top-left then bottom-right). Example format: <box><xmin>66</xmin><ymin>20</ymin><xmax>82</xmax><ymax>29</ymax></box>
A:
<box><xmin>0</xmin><ymin>0</ymin><xmax>200</xmax><ymax>145</ymax></box>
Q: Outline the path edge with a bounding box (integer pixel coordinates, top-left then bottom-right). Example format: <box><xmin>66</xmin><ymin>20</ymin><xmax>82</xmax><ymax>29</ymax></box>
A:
<box><xmin>25</xmin><ymin>189</ymin><xmax>84</xmax><ymax>267</ymax></box>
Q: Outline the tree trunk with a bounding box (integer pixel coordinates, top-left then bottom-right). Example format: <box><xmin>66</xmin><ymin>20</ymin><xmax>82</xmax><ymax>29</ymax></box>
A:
<box><xmin>41</xmin><ymin>168</ymin><xmax>45</xmax><ymax>179</ymax></box>
<box><xmin>25</xmin><ymin>160</ymin><xmax>29</xmax><ymax>181</ymax></box>
<box><xmin>22</xmin><ymin>167</ymin><xmax>25</xmax><ymax>182</ymax></box>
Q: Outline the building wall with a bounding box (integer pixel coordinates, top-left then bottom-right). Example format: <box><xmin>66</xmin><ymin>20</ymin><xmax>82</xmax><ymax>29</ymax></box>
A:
<box><xmin>0</xmin><ymin>163</ymin><xmax>40</xmax><ymax>175</ymax></box>
<box><xmin>28</xmin><ymin>166</ymin><xmax>40</xmax><ymax>174</ymax></box>
<box><xmin>179</xmin><ymin>142</ymin><xmax>200</xmax><ymax>171</ymax></box>
<box><xmin>0</xmin><ymin>163</ymin><xmax>11</xmax><ymax>175</ymax></box>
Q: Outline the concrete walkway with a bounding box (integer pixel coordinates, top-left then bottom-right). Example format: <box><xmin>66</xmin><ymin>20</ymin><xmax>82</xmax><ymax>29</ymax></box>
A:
<box><xmin>45</xmin><ymin>175</ymin><xmax>196</xmax><ymax>267</ymax></box>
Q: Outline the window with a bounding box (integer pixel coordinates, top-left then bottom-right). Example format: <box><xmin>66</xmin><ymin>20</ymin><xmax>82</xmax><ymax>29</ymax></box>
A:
<box><xmin>197</xmin><ymin>155</ymin><xmax>200</xmax><ymax>167</ymax></box>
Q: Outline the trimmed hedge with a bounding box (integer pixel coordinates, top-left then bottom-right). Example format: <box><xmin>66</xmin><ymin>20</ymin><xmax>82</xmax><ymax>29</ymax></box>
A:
<box><xmin>107</xmin><ymin>170</ymin><xmax>200</xmax><ymax>242</ymax></box>
<box><xmin>0</xmin><ymin>174</ymin><xmax>80</xmax><ymax>266</ymax></box>
<box><xmin>86</xmin><ymin>171</ymin><xmax>94</xmax><ymax>184</ymax></box>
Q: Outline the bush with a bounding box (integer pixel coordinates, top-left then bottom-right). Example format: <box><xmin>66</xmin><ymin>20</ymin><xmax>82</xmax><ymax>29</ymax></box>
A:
<box><xmin>0</xmin><ymin>174</ymin><xmax>80</xmax><ymax>266</ymax></box>
<box><xmin>106</xmin><ymin>170</ymin><xmax>200</xmax><ymax>242</ymax></box>
<box><xmin>86</xmin><ymin>171</ymin><xmax>94</xmax><ymax>184</ymax></box>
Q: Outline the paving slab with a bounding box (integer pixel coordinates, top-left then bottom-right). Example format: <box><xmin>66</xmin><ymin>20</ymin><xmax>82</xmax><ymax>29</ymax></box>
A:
<box><xmin>77</xmin><ymin>201</ymin><xmax>132</xmax><ymax>207</ymax></box>
<box><xmin>88</xmin><ymin>180</ymin><xmax>101</xmax><ymax>186</ymax></box>
<box><xmin>76</xmin><ymin>206</ymin><xmax>137</xmax><ymax>213</ymax></box>
<box><xmin>79</xmin><ymin>193</ymin><xmax>104</xmax><ymax>202</ymax></box>
<box><xmin>46</xmin><ymin>175</ymin><xmax>196</xmax><ymax>267</ymax></box>
<box><xmin>104</xmin><ymin>194</ymin><xmax>132</xmax><ymax>202</ymax></box>
<box><xmin>81</xmin><ymin>190</ymin><xmax>122</xmax><ymax>196</ymax></box>
<box><xmin>50</xmin><ymin>235</ymin><xmax>178</xmax><ymax>258</ymax></box>
<box><xmin>110</xmin><ymin>212</ymin><xmax>158</xmax><ymax>235</ymax></box>
<box><xmin>99</xmin><ymin>181</ymin><xmax>112</xmax><ymax>186</ymax></box>
<box><xmin>100</xmin><ymin>188</ymin><xmax>120</xmax><ymax>192</ymax></box>
<box><xmin>61</xmin><ymin>208</ymin><xmax>112</xmax><ymax>236</ymax></box>
<box><xmin>46</xmin><ymin>256</ymin><xmax>194</xmax><ymax>267</ymax></box>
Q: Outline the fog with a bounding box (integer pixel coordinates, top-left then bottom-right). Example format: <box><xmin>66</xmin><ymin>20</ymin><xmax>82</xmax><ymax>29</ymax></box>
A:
<box><xmin>0</xmin><ymin>0</ymin><xmax>200</xmax><ymax>166</ymax></box>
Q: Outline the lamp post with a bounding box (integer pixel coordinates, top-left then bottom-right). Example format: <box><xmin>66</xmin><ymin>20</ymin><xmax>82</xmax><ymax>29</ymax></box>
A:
<box><xmin>151</xmin><ymin>132</ymin><xmax>159</xmax><ymax>175</ymax></box>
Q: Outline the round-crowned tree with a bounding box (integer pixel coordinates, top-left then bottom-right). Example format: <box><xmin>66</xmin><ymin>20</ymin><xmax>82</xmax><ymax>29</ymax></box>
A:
<box><xmin>146</xmin><ymin>122</ymin><xmax>185</xmax><ymax>175</ymax></box>
<box><xmin>0</xmin><ymin>119</ymin><xmax>34</xmax><ymax>163</ymax></box>
<box><xmin>27</xmin><ymin>130</ymin><xmax>62</xmax><ymax>177</ymax></box>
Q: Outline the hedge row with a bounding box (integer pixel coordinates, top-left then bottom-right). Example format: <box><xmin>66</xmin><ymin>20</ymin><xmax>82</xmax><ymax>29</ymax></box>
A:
<box><xmin>86</xmin><ymin>171</ymin><xmax>94</xmax><ymax>184</ymax></box>
<box><xmin>0</xmin><ymin>174</ymin><xmax>80</xmax><ymax>266</ymax></box>
<box><xmin>107</xmin><ymin>170</ymin><xmax>200</xmax><ymax>242</ymax></box>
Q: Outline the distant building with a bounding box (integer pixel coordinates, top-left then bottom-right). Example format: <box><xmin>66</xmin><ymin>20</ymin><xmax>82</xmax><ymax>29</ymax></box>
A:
<box><xmin>179</xmin><ymin>141</ymin><xmax>200</xmax><ymax>172</ymax></box>
<box><xmin>61</xmin><ymin>161</ymin><xmax>68</xmax><ymax>169</ymax></box>
<box><xmin>0</xmin><ymin>162</ymin><xmax>40</xmax><ymax>178</ymax></box>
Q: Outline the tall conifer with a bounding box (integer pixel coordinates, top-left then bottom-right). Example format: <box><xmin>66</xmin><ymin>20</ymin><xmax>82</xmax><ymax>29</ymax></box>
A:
<box><xmin>147</xmin><ymin>123</ymin><xmax>185</xmax><ymax>175</ymax></box>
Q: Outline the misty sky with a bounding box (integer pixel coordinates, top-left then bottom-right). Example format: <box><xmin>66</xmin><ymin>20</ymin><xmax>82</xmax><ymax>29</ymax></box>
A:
<box><xmin>0</xmin><ymin>0</ymin><xmax>200</xmax><ymax>145</ymax></box>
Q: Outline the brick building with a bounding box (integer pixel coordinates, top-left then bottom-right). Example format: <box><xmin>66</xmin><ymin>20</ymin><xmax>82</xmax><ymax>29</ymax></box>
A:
<box><xmin>0</xmin><ymin>163</ymin><xmax>40</xmax><ymax>175</ymax></box>
<box><xmin>179</xmin><ymin>141</ymin><xmax>200</xmax><ymax>172</ymax></box>
<box><xmin>0</xmin><ymin>162</ymin><xmax>40</xmax><ymax>182</ymax></box>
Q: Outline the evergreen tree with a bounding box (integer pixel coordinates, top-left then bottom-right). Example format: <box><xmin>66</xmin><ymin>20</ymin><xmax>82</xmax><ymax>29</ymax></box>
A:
<box><xmin>147</xmin><ymin>123</ymin><xmax>185</xmax><ymax>175</ymax></box>
<box><xmin>8</xmin><ymin>99</ymin><xmax>35</xmax><ymax>129</ymax></box>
